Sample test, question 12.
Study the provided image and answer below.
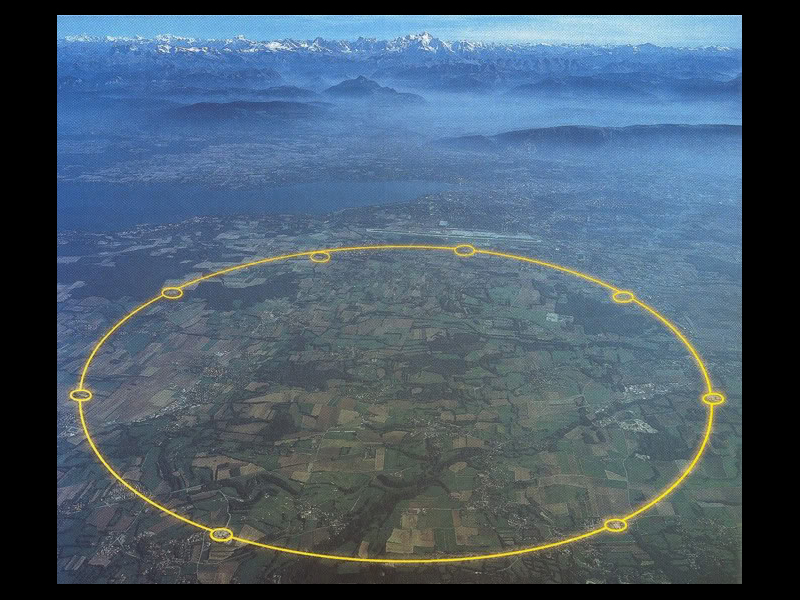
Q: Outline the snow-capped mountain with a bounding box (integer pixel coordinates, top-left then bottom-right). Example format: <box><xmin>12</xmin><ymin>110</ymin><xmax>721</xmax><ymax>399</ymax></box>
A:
<box><xmin>57</xmin><ymin>32</ymin><xmax>742</xmax><ymax>93</ymax></box>
<box><xmin>57</xmin><ymin>31</ymin><xmax>741</xmax><ymax>60</ymax></box>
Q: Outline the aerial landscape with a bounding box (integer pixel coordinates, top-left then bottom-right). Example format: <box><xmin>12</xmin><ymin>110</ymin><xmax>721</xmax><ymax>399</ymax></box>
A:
<box><xmin>57</xmin><ymin>15</ymin><xmax>742</xmax><ymax>584</ymax></box>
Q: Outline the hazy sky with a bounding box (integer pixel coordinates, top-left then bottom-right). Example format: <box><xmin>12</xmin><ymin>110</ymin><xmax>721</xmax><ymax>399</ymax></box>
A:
<box><xmin>57</xmin><ymin>15</ymin><xmax>742</xmax><ymax>48</ymax></box>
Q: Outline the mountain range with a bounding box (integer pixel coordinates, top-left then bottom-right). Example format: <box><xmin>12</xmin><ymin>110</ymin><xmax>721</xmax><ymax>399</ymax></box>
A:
<box><xmin>57</xmin><ymin>32</ymin><xmax>742</xmax><ymax>93</ymax></box>
<box><xmin>57</xmin><ymin>32</ymin><xmax>741</xmax><ymax>61</ymax></box>
<box><xmin>505</xmin><ymin>73</ymin><xmax>742</xmax><ymax>101</ymax></box>
<box><xmin>166</xmin><ymin>100</ymin><xmax>330</xmax><ymax>122</ymax></box>
<box><xmin>323</xmin><ymin>76</ymin><xmax>425</xmax><ymax>104</ymax></box>
<box><xmin>437</xmin><ymin>124</ymin><xmax>743</xmax><ymax>152</ymax></box>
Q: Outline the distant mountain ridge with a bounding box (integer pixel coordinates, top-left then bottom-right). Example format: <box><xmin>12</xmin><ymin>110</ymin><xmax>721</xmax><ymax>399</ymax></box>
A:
<box><xmin>58</xmin><ymin>32</ymin><xmax>741</xmax><ymax>58</ymax></box>
<box><xmin>57</xmin><ymin>32</ymin><xmax>742</xmax><ymax>93</ymax></box>
<box><xmin>506</xmin><ymin>73</ymin><xmax>742</xmax><ymax>101</ymax></box>
<box><xmin>438</xmin><ymin>124</ymin><xmax>742</xmax><ymax>151</ymax></box>
<box><xmin>166</xmin><ymin>100</ymin><xmax>329</xmax><ymax>122</ymax></box>
<box><xmin>323</xmin><ymin>76</ymin><xmax>425</xmax><ymax>104</ymax></box>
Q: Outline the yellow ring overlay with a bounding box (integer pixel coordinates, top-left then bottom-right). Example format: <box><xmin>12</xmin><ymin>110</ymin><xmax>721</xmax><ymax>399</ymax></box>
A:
<box><xmin>70</xmin><ymin>244</ymin><xmax>722</xmax><ymax>564</ymax></box>
<box><xmin>160</xmin><ymin>286</ymin><xmax>184</xmax><ymax>300</ymax></box>
<box><xmin>310</xmin><ymin>251</ymin><xmax>332</xmax><ymax>264</ymax></box>
<box><xmin>612</xmin><ymin>290</ymin><xmax>636</xmax><ymax>304</ymax></box>
<box><xmin>69</xmin><ymin>389</ymin><xmax>93</xmax><ymax>403</ymax></box>
<box><xmin>210</xmin><ymin>527</ymin><xmax>235</xmax><ymax>542</ymax></box>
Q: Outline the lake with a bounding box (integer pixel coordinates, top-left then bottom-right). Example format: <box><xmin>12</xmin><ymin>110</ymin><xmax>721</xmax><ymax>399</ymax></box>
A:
<box><xmin>56</xmin><ymin>180</ymin><xmax>451</xmax><ymax>232</ymax></box>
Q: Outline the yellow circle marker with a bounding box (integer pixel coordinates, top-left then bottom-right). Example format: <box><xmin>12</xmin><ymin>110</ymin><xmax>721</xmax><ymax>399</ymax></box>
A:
<box><xmin>454</xmin><ymin>244</ymin><xmax>476</xmax><ymax>257</ymax></box>
<box><xmin>603</xmin><ymin>518</ymin><xmax>628</xmax><ymax>533</ymax></box>
<box><xmin>310</xmin><ymin>251</ymin><xmax>331</xmax><ymax>263</ymax></box>
<box><xmin>612</xmin><ymin>290</ymin><xmax>636</xmax><ymax>304</ymax></box>
<box><xmin>161</xmin><ymin>287</ymin><xmax>184</xmax><ymax>300</ymax></box>
<box><xmin>702</xmin><ymin>392</ymin><xmax>726</xmax><ymax>406</ymax></box>
<box><xmin>210</xmin><ymin>527</ymin><xmax>234</xmax><ymax>542</ymax></box>
<box><xmin>69</xmin><ymin>389</ymin><xmax>93</xmax><ymax>403</ymax></box>
<box><xmin>73</xmin><ymin>244</ymin><xmax>722</xmax><ymax>564</ymax></box>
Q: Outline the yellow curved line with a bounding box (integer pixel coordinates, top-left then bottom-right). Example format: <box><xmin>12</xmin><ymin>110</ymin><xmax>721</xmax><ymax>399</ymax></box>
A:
<box><xmin>476</xmin><ymin>249</ymin><xmax>620</xmax><ymax>292</ymax></box>
<box><xmin>632</xmin><ymin>300</ymin><xmax>713</xmax><ymax>393</ymax></box>
<box><xmin>72</xmin><ymin>244</ymin><xmax>720</xmax><ymax>563</ymax></box>
<box><xmin>78</xmin><ymin>296</ymin><xmax>162</xmax><ymax>389</ymax></box>
<box><xmin>78</xmin><ymin>401</ymin><xmax>213</xmax><ymax>532</ymax></box>
<box><xmin>229</xmin><ymin>527</ymin><xmax>607</xmax><ymax>564</ymax></box>
<box><xmin>622</xmin><ymin>405</ymin><xmax>715</xmax><ymax>519</ymax></box>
